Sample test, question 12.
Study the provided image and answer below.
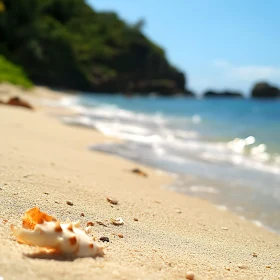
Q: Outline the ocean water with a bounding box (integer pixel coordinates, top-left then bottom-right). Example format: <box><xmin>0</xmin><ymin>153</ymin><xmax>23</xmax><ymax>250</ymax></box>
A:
<box><xmin>57</xmin><ymin>94</ymin><xmax>280</xmax><ymax>233</ymax></box>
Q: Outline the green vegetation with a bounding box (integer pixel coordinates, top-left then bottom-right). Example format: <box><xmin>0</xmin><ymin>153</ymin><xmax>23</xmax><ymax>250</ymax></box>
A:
<box><xmin>0</xmin><ymin>55</ymin><xmax>33</xmax><ymax>88</ymax></box>
<box><xmin>0</xmin><ymin>0</ymin><xmax>188</xmax><ymax>94</ymax></box>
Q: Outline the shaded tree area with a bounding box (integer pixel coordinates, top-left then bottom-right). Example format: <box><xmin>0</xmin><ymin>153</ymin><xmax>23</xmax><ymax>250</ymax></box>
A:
<box><xmin>0</xmin><ymin>0</ymin><xmax>188</xmax><ymax>95</ymax></box>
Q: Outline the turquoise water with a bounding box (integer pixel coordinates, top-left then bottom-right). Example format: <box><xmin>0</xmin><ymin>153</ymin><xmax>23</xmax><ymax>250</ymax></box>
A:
<box><xmin>71</xmin><ymin>95</ymin><xmax>280</xmax><ymax>152</ymax></box>
<box><xmin>60</xmin><ymin>94</ymin><xmax>280</xmax><ymax>233</ymax></box>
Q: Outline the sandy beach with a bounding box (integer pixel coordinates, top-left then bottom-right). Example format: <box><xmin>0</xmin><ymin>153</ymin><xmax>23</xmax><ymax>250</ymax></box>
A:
<box><xmin>0</xmin><ymin>85</ymin><xmax>279</xmax><ymax>280</ymax></box>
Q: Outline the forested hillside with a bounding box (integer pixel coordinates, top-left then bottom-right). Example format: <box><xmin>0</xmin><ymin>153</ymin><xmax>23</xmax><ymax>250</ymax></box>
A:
<box><xmin>0</xmin><ymin>0</ymin><xmax>188</xmax><ymax>95</ymax></box>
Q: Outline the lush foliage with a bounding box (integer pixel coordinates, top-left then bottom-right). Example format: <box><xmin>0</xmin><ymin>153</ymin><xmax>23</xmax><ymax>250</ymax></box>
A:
<box><xmin>0</xmin><ymin>0</ymin><xmax>187</xmax><ymax>94</ymax></box>
<box><xmin>0</xmin><ymin>55</ymin><xmax>33</xmax><ymax>88</ymax></box>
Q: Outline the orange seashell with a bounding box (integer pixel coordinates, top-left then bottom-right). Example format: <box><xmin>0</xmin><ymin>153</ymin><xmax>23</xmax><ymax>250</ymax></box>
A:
<box><xmin>11</xmin><ymin>207</ymin><xmax>104</xmax><ymax>258</ymax></box>
<box><xmin>22</xmin><ymin>207</ymin><xmax>55</xmax><ymax>230</ymax></box>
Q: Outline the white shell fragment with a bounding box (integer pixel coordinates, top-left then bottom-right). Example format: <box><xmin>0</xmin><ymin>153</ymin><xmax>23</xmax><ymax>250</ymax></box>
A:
<box><xmin>10</xmin><ymin>207</ymin><xmax>103</xmax><ymax>258</ymax></box>
<box><xmin>110</xmin><ymin>217</ymin><xmax>124</xmax><ymax>226</ymax></box>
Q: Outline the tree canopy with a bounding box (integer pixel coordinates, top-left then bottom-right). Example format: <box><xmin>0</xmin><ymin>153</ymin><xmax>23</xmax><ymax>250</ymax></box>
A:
<box><xmin>0</xmin><ymin>0</ymin><xmax>188</xmax><ymax>94</ymax></box>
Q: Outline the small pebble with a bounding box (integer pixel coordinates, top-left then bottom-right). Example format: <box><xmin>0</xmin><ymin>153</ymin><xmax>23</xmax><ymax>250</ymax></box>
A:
<box><xmin>107</xmin><ymin>197</ymin><xmax>118</xmax><ymax>205</ymax></box>
<box><xmin>175</xmin><ymin>210</ymin><xmax>182</xmax><ymax>214</ymax></box>
<box><xmin>86</xmin><ymin>221</ymin><xmax>94</xmax><ymax>227</ymax></box>
<box><xmin>111</xmin><ymin>217</ymin><xmax>124</xmax><ymax>226</ymax></box>
<box><xmin>225</xmin><ymin>267</ymin><xmax>230</xmax><ymax>271</ymax></box>
<box><xmin>252</xmin><ymin>252</ymin><xmax>257</xmax><ymax>257</ymax></box>
<box><xmin>66</xmin><ymin>200</ymin><xmax>73</xmax><ymax>206</ymax></box>
<box><xmin>134</xmin><ymin>218</ymin><xmax>139</xmax><ymax>221</ymax></box>
<box><xmin>185</xmin><ymin>271</ymin><xmax>195</xmax><ymax>280</ymax></box>
<box><xmin>84</xmin><ymin>226</ymin><xmax>91</xmax><ymax>234</ymax></box>
<box><xmin>266</xmin><ymin>265</ymin><xmax>271</xmax><ymax>268</ymax></box>
<box><xmin>118</xmin><ymin>233</ymin><xmax>124</xmax><ymax>238</ymax></box>
<box><xmin>237</xmin><ymin>264</ymin><xmax>248</xmax><ymax>269</ymax></box>
<box><xmin>80</xmin><ymin>213</ymin><xmax>85</xmax><ymax>217</ymax></box>
<box><xmin>221</xmin><ymin>227</ymin><xmax>228</xmax><ymax>230</ymax></box>
<box><xmin>55</xmin><ymin>201</ymin><xmax>59</xmax><ymax>204</ymax></box>
<box><xmin>44</xmin><ymin>192</ymin><xmax>49</xmax><ymax>195</ymax></box>
<box><xmin>96</xmin><ymin>221</ymin><xmax>108</xmax><ymax>227</ymax></box>
<box><xmin>131</xmin><ymin>168</ymin><xmax>148</xmax><ymax>177</ymax></box>
<box><xmin>99</xmin><ymin>236</ymin><xmax>110</xmax><ymax>242</ymax></box>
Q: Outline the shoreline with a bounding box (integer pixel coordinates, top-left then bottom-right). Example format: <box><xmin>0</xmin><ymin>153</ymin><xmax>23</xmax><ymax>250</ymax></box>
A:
<box><xmin>52</xmin><ymin>91</ymin><xmax>280</xmax><ymax>235</ymax></box>
<box><xmin>0</xmin><ymin>84</ymin><xmax>280</xmax><ymax>279</ymax></box>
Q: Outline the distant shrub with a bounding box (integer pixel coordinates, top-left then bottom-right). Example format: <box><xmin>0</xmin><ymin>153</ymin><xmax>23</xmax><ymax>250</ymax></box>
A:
<box><xmin>0</xmin><ymin>55</ymin><xmax>33</xmax><ymax>88</ymax></box>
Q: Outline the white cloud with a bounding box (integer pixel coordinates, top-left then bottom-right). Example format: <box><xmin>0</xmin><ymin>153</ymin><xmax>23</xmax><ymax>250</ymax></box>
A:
<box><xmin>189</xmin><ymin>60</ymin><xmax>280</xmax><ymax>96</ymax></box>
<box><xmin>232</xmin><ymin>66</ymin><xmax>280</xmax><ymax>81</ymax></box>
<box><xmin>213</xmin><ymin>59</ymin><xmax>280</xmax><ymax>82</ymax></box>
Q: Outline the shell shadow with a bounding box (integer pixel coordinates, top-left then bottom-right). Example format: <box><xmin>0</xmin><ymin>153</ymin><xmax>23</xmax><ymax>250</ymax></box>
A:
<box><xmin>24</xmin><ymin>251</ymin><xmax>76</xmax><ymax>261</ymax></box>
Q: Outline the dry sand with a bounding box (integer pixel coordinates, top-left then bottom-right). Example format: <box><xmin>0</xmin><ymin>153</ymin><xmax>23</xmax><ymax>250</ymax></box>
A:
<box><xmin>0</xmin><ymin>85</ymin><xmax>279</xmax><ymax>280</ymax></box>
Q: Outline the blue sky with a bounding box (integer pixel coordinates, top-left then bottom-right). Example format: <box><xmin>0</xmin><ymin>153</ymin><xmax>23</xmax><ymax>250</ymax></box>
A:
<box><xmin>88</xmin><ymin>0</ymin><xmax>280</xmax><ymax>95</ymax></box>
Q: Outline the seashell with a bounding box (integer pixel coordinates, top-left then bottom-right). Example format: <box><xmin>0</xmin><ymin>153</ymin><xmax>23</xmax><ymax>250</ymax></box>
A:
<box><xmin>10</xmin><ymin>207</ymin><xmax>103</xmax><ymax>258</ymax></box>
<box><xmin>110</xmin><ymin>217</ymin><xmax>124</xmax><ymax>226</ymax></box>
